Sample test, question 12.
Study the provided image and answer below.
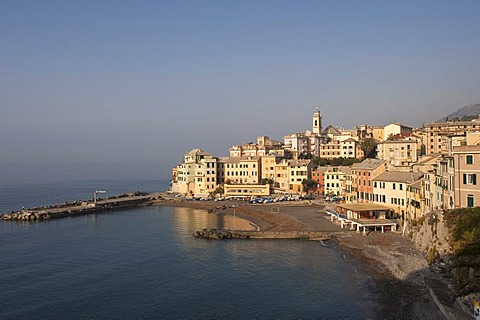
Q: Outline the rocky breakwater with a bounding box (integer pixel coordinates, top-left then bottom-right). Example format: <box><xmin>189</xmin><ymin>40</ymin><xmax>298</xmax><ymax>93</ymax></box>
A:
<box><xmin>1</xmin><ymin>210</ymin><xmax>50</xmax><ymax>221</ymax></box>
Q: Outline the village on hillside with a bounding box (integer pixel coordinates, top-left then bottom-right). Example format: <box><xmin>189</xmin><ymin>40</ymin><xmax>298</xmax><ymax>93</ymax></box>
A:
<box><xmin>171</xmin><ymin>108</ymin><xmax>480</xmax><ymax>218</ymax></box>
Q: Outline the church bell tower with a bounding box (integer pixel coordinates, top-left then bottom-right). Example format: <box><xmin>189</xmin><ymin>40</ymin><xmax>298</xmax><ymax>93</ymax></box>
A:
<box><xmin>312</xmin><ymin>107</ymin><xmax>322</xmax><ymax>135</ymax></box>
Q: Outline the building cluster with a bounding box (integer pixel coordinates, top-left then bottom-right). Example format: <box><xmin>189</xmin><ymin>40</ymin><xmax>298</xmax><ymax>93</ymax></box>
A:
<box><xmin>171</xmin><ymin>108</ymin><xmax>480</xmax><ymax>221</ymax></box>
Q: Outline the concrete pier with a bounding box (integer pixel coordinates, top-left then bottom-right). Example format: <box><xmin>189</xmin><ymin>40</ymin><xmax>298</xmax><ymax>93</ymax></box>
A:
<box><xmin>193</xmin><ymin>229</ymin><xmax>346</xmax><ymax>240</ymax></box>
<box><xmin>1</xmin><ymin>192</ymin><xmax>159</xmax><ymax>221</ymax></box>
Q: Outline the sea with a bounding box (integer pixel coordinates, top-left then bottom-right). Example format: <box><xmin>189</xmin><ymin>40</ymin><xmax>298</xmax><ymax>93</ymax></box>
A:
<box><xmin>0</xmin><ymin>179</ymin><xmax>378</xmax><ymax>319</ymax></box>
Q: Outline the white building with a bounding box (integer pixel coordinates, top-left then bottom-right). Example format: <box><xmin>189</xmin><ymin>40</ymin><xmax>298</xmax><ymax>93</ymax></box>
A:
<box><xmin>172</xmin><ymin>149</ymin><xmax>218</xmax><ymax>197</ymax></box>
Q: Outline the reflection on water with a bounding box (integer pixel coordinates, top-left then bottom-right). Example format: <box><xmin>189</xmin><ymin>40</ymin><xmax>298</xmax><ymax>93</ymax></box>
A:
<box><xmin>0</xmin><ymin>205</ymin><xmax>375</xmax><ymax>319</ymax></box>
<box><xmin>172</xmin><ymin>207</ymin><xmax>256</xmax><ymax>234</ymax></box>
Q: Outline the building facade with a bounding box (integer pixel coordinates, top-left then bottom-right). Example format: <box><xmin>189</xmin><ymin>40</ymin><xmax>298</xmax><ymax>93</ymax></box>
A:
<box><xmin>453</xmin><ymin>145</ymin><xmax>480</xmax><ymax>208</ymax></box>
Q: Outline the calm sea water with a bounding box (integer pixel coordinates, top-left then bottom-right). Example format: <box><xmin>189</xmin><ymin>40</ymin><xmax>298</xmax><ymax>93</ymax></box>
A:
<box><xmin>0</xmin><ymin>180</ymin><xmax>377</xmax><ymax>319</ymax></box>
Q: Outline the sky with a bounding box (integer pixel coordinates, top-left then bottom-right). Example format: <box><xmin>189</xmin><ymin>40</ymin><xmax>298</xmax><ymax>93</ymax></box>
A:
<box><xmin>1</xmin><ymin>0</ymin><xmax>480</xmax><ymax>182</ymax></box>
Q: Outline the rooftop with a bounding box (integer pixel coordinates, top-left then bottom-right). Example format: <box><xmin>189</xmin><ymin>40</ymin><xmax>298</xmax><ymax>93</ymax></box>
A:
<box><xmin>352</xmin><ymin>158</ymin><xmax>386</xmax><ymax>170</ymax></box>
<box><xmin>373</xmin><ymin>171</ymin><xmax>424</xmax><ymax>183</ymax></box>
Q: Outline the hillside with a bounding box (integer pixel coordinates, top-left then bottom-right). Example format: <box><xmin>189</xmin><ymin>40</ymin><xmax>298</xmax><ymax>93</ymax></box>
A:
<box><xmin>438</xmin><ymin>104</ymin><xmax>480</xmax><ymax>122</ymax></box>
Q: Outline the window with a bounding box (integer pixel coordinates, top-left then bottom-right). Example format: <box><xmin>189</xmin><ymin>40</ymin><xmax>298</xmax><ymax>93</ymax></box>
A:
<box><xmin>399</xmin><ymin>184</ymin><xmax>403</xmax><ymax>191</ymax></box>
<box><xmin>467</xmin><ymin>195</ymin><xmax>474</xmax><ymax>208</ymax></box>
<box><xmin>463</xmin><ymin>174</ymin><xmax>477</xmax><ymax>185</ymax></box>
<box><xmin>393</xmin><ymin>183</ymin><xmax>396</xmax><ymax>190</ymax></box>
<box><xmin>466</xmin><ymin>155</ymin><xmax>474</xmax><ymax>165</ymax></box>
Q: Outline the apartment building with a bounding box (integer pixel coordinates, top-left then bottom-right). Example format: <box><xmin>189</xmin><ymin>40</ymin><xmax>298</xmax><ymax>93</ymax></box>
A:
<box><xmin>311</xmin><ymin>166</ymin><xmax>328</xmax><ymax>195</ymax></box>
<box><xmin>173</xmin><ymin>149</ymin><xmax>218</xmax><ymax>197</ymax></box>
<box><xmin>274</xmin><ymin>159</ymin><xmax>290</xmax><ymax>192</ymax></box>
<box><xmin>342</xmin><ymin>166</ymin><xmax>355</xmax><ymax>203</ymax></box>
<box><xmin>384</xmin><ymin>123</ymin><xmax>413</xmax><ymax>139</ymax></box>
<box><xmin>229</xmin><ymin>136</ymin><xmax>283</xmax><ymax>157</ymax></box>
<box><xmin>373</xmin><ymin>171</ymin><xmax>423</xmax><ymax>217</ymax></box>
<box><xmin>320</xmin><ymin>138</ymin><xmax>358</xmax><ymax>159</ymax></box>
<box><xmin>288</xmin><ymin>159</ymin><xmax>314</xmax><ymax>193</ymax></box>
<box><xmin>351</xmin><ymin>159</ymin><xmax>387</xmax><ymax>202</ymax></box>
<box><xmin>283</xmin><ymin>131</ymin><xmax>320</xmax><ymax>158</ymax></box>
<box><xmin>319</xmin><ymin>139</ymin><xmax>342</xmax><ymax>159</ymax></box>
<box><xmin>261</xmin><ymin>153</ymin><xmax>282</xmax><ymax>181</ymax></box>
<box><xmin>422</xmin><ymin>119</ymin><xmax>480</xmax><ymax>155</ymax></box>
<box><xmin>356</xmin><ymin>123</ymin><xmax>412</xmax><ymax>142</ymax></box>
<box><xmin>407</xmin><ymin>176</ymin><xmax>427</xmax><ymax>220</ymax></box>
<box><xmin>376</xmin><ymin>139</ymin><xmax>418</xmax><ymax>167</ymax></box>
<box><xmin>453</xmin><ymin>145</ymin><xmax>480</xmax><ymax>208</ymax></box>
<box><xmin>323</xmin><ymin>167</ymin><xmax>345</xmax><ymax>196</ymax></box>
<box><xmin>220</xmin><ymin>156</ymin><xmax>262</xmax><ymax>185</ymax></box>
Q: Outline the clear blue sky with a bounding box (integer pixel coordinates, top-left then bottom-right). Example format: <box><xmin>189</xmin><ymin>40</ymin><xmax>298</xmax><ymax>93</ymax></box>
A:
<box><xmin>1</xmin><ymin>0</ymin><xmax>479</xmax><ymax>182</ymax></box>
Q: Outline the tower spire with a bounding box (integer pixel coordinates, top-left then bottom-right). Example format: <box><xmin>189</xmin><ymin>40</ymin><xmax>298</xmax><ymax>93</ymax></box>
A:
<box><xmin>312</xmin><ymin>107</ymin><xmax>322</xmax><ymax>135</ymax></box>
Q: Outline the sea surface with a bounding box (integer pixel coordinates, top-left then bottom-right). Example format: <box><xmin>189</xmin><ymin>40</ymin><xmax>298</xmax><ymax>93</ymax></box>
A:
<box><xmin>0</xmin><ymin>180</ymin><xmax>377</xmax><ymax>319</ymax></box>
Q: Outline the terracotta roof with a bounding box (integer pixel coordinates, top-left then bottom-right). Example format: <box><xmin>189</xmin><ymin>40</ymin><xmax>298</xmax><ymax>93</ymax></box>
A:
<box><xmin>288</xmin><ymin>159</ymin><xmax>312</xmax><ymax>167</ymax></box>
<box><xmin>352</xmin><ymin>158</ymin><xmax>386</xmax><ymax>170</ymax></box>
<box><xmin>218</xmin><ymin>156</ymin><xmax>261</xmax><ymax>163</ymax></box>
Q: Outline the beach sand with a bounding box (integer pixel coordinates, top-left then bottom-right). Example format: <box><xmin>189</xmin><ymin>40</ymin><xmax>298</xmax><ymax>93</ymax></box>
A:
<box><xmin>155</xmin><ymin>198</ymin><xmax>445</xmax><ymax>319</ymax></box>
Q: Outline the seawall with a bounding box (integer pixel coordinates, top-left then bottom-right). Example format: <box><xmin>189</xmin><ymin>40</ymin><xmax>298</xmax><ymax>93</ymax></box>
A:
<box><xmin>192</xmin><ymin>228</ymin><xmax>346</xmax><ymax>240</ymax></box>
<box><xmin>1</xmin><ymin>192</ymin><xmax>159</xmax><ymax>221</ymax></box>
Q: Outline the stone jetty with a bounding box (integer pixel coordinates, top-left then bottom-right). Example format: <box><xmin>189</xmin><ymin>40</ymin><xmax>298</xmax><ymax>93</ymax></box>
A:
<box><xmin>193</xmin><ymin>228</ymin><xmax>344</xmax><ymax>240</ymax></box>
<box><xmin>1</xmin><ymin>191</ymin><xmax>160</xmax><ymax>222</ymax></box>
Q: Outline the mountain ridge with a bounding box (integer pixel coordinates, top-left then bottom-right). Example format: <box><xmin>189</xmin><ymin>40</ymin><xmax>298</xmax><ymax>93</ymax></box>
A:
<box><xmin>438</xmin><ymin>104</ymin><xmax>480</xmax><ymax>122</ymax></box>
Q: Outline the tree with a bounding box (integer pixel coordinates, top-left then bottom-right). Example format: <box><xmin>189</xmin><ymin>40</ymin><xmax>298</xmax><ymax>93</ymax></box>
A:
<box><xmin>298</xmin><ymin>152</ymin><xmax>313</xmax><ymax>159</ymax></box>
<box><xmin>444</xmin><ymin>207</ymin><xmax>480</xmax><ymax>296</ymax></box>
<box><xmin>359</xmin><ymin>138</ymin><xmax>378</xmax><ymax>159</ymax></box>
<box><xmin>386</xmin><ymin>134</ymin><xmax>398</xmax><ymax>141</ymax></box>
<box><xmin>302</xmin><ymin>179</ymin><xmax>317</xmax><ymax>193</ymax></box>
<box><xmin>260</xmin><ymin>178</ymin><xmax>274</xmax><ymax>185</ymax></box>
<box><xmin>452</xmin><ymin>240</ymin><xmax>480</xmax><ymax>296</ymax></box>
<box><xmin>342</xmin><ymin>158</ymin><xmax>362</xmax><ymax>166</ymax></box>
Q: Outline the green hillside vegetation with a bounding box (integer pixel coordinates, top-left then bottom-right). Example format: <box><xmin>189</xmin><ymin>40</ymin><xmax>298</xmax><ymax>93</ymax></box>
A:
<box><xmin>444</xmin><ymin>207</ymin><xmax>480</xmax><ymax>296</ymax></box>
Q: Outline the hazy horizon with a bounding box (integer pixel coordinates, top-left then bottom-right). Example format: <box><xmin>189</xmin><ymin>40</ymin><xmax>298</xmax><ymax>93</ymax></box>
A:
<box><xmin>2</xmin><ymin>0</ymin><xmax>480</xmax><ymax>182</ymax></box>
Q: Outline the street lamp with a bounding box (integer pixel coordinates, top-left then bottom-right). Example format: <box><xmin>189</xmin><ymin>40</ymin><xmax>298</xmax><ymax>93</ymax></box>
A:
<box><xmin>94</xmin><ymin>190</ymin><xmax>106</xmax><ymax>206</ymax></box>
<box><xmin>233</xmin><ymin>209</ymin><xmax>236</xmax><ymax>231</ymax></box>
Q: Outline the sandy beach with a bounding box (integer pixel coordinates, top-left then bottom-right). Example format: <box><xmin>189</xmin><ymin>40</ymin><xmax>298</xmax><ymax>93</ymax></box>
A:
<box><xmin>156</xmin><ymin>197</ymin><xmax>446</xmax><ymax>319</ymax></box>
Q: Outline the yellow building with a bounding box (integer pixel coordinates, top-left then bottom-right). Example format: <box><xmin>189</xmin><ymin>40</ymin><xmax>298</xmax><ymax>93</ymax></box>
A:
<box><xmin>324</xmin><ymin>166</ymin><xmax>346</xmax><ymax>196</ymax></box>
<box><xmin>274</xmin><ymin>159</ymin><xmax>289</xmax><ymax>192</ymax></box>
<box><xmin>261</xmin><ymin>154</ymin><xmax>282</xmax><ymax>182</ymax></box>
<box><xmin>288</xmin><ymin>160</ymin><xmax>314</xmax><ymax>193</ymax></box>
<box><xmin>220</xmin><ymin>156</ymin><xmax>262</xmax><ymax>185</ymax></box>
<box><xmin>373</xmin><ymin>171</ymin><xmax>423</xmax><ymax>218</ymax></box>
<box><xmin>407</xmin><ymin>178</ymin><xmax>426</xmax><ymax>220</ymax></box>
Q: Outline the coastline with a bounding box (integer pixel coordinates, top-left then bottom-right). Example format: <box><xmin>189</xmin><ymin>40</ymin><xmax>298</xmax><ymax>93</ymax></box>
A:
<box><xmin>155</xmin><ymin>197</ymin><xmax>445</xmax><ymax>319</ymax></box>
